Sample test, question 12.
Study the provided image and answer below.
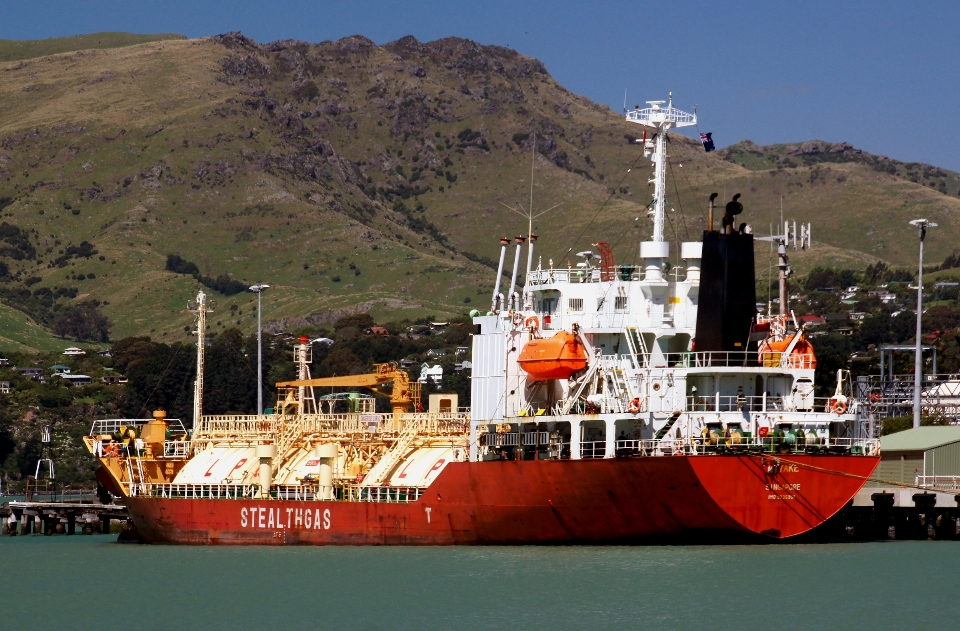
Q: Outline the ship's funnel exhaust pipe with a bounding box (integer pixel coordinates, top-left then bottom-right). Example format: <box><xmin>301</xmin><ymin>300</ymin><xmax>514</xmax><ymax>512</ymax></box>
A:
<box><xmin>707</xmin><ymin>193</ymin><xmax>718</xmax><ymax>232</ymax></box>
<box><xmin>491</xmin><ymin>238</ymin><xmax>510</xmax><ymax>312</ymax></box>
<box><xmin>507</xmin><ymin>236</ymin><xmax>525</xmax><ymax>311</ymax></box>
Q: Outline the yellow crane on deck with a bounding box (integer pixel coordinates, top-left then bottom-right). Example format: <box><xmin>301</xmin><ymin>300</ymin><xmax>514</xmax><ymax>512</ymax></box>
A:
<box><xmin>276</xmin><ymin>362</ymin><xmax>422</xmax><ymax>422</ymax></box>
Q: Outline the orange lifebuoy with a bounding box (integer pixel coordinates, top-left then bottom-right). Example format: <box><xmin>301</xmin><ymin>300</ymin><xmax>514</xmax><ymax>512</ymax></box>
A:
<box><xmin>628</xmin><ymin>398</ymin><xmax>641</xmax><ymax>413</ymax></box>
<box><xmin>673</xmin><ymin>440</ymin><xmax>684</xmax><ymax>455</ymax></box>
<box><xmin>104</xmin><ymin>443</ymin><xmax>120</xmax><ymax>457</ymax></box>
<box><xmin>869</xmin><ymin>392</ymin><xmax>881</xmax><ymax>403</ymax></box>
<box><xmin>512</xmin><ymin>312</ymin><xmax>525</xmax><ymax>326</ymax></box>
<box><xmin>524</xmin><ymin>316</ymin><xmax>540</xmax><ymax>329</ymax></box>
<box><xmin>829</xmin><ymin>397</ymin><xmax>848</xmax><ymax>415</ymax></box>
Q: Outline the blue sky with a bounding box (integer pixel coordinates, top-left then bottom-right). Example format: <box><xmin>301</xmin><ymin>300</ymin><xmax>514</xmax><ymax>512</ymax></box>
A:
<box><xmin>3</xmin><ymin>1</ymin><xmax>957</xmax><ymax>171</ymax></box>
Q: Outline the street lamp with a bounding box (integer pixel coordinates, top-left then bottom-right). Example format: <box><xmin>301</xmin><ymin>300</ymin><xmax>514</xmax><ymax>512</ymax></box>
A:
<box><xmin>909</xmin><ymin>219</ymin><xmax>936</xmax><ymax>429</ymax></box>
<box><xmin>249</xmin><ymin>284</ymin><xmax>270</xmax><ymax>415</ymax></box>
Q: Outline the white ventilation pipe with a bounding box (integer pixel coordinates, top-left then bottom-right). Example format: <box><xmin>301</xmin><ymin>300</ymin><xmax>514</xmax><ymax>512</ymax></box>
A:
<box><xmin>256</xmin><ymin>444</ymin><xmax>277</xmax><ymax>498</ymax></box>
<box><xmin>507</xmin><ymin>236</ymin><xmax>525</xmax><ymax>311</ymax></box>
<box><xmin>491</xmin><ymin>237</ymin><xmax>510</xmax><ymax>312</ymax></box>
<box><xmin>315</xmin><ymin>443</ymin><xmax>338</xmax><ymax>500</ymax></box>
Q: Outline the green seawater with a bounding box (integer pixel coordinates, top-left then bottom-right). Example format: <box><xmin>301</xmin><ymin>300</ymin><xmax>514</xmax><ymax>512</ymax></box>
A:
<box><xmin>1</xmin><ymin>535</ymin><xmax>957</xmax><ymax>630</ymax></box>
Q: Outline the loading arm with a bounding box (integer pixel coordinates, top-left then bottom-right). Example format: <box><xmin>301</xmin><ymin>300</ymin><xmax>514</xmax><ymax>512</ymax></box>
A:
<box><xmin>276</xmin><ymin>362</ymin><xmax>421</xmax><ymax>419</ymax></box>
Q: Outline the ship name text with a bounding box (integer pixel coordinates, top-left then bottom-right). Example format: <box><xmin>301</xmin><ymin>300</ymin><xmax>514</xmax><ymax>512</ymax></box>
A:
<box><xmin>241</xmin><ymin>506</ymin><xmax>331</xmax><ymax>530</ymax></box>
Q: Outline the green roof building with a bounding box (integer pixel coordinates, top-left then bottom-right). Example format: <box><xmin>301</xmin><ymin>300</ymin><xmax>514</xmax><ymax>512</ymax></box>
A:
<box><xmin>877</xmin><ymin>426</ymin><xmax>960</xmax><ymax>488</ymax></box>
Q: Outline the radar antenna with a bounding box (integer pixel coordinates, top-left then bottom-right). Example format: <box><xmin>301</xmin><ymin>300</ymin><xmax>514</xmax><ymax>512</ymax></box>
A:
<box><xmin>625</xmin><ymin>93</ymin><xmax>696</xmax><ymax>279</ymax></box>
<box><xmin>625</xmin><ymin>93</ymin><xmax>697</xmax><ymax>244</ymax></box>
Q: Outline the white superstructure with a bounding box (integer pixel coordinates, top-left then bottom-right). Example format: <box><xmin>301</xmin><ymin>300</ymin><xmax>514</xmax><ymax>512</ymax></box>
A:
<box><xmin>469</xmin><ymin>95</ymin><xmax>874</xmax><ymax>461</ymax></box>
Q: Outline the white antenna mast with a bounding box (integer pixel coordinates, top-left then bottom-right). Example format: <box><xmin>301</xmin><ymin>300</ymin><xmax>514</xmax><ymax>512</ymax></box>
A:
<box><xmin>625</xmin><ymin>92</ymin><xmax>696</xmax><ymax>279</ymax></box>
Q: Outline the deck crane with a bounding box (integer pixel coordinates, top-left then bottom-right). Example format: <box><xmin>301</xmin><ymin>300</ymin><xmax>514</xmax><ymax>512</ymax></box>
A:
<box><xmin>276</xmin><ymin>362</ymin><xmax>422</xmax><ymax>424</ymax></box>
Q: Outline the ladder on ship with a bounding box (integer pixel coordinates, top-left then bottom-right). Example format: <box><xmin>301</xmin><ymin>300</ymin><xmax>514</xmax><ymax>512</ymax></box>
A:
<box><xmin>124</xmin><ymin>444</ymin><xmax>147</xmax><ymax>496</ymax></box>
<box><xmin>624</xmin><ymin>327</ymin><xmax>649</xmax><ymax>369</ymax></box>
<box><xmin>362</xmin><ymin>420</ymin><xmax>421</xmax><ymax>486</ymax></box>
<box><xmin>653</xmin><ymin>411</ymin><xmax>683</xmax><ymax>441</ymax></box>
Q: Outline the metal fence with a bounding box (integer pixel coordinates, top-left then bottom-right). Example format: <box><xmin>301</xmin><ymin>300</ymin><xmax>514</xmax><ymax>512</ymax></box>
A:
<box><xmin>857</xmin><ymin>374</ymin><xmax>960</xmax><ymax>424</ymax></box>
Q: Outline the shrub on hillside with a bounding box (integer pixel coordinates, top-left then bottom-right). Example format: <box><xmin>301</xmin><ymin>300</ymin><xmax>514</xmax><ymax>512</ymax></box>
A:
<box><xmin>52</xmin><ymin>302</ymin><xmax>112</xmax><ymax>342</ymax></box>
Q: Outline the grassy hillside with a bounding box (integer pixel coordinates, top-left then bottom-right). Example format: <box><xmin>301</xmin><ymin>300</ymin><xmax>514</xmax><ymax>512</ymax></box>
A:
<box><xmin>0</xmin><ymin>32</ymin><xmax>958</xmax><ymax>351</ymax></box>
<box><xmin>0</xmin><ymin>32</ymin><xmax>186</xmax><ymax>62</ymax></box>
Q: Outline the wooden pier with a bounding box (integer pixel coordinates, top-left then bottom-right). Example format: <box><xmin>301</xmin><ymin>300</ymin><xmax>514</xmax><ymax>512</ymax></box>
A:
<box><xmin>1</xmin><ymin>477</ymin><xmax>129</xmax><ymax>536</ymax></box>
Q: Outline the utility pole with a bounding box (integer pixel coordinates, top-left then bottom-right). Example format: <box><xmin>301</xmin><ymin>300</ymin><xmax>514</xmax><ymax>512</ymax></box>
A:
<box><xmin>909</xmin><ymin>219</ymin><xmax>936</xmax><ymax>428</ymax></box>
<box><xmin>249</xmin><ymin>284</ymin><xmax>270</xmax><ymax>414</ymax></box>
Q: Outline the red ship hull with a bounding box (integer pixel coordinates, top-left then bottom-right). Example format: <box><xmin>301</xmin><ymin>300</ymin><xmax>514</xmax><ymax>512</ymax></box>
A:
<box><xmin>124</xmin><ymin>455</ymin><xmax>878</xmax><ymax>545</ymax></box>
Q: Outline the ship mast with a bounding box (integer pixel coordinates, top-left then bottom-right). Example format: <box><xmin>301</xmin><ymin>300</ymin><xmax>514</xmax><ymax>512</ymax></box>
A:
<box><xmin>625</xmin><ymin>94</ymin><xmax>697</xmax><ymax>279</ymax></box>
<box><xmin>189</xmin><ymin>290</ymin><xmax>212</xmax><ymax>427</ymax></box>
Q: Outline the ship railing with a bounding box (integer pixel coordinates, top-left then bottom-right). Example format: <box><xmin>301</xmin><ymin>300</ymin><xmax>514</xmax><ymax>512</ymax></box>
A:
<box><xmin>482</xmin><ymin>432</ymin><xmax>519</xmax><ymax>447</ymax></box>
<box><xmin>273</xmin><ymin>485</ymin><xmax>322</xmax><ymax>501</ymax></box>
<box><xmin>916</xmin><ymin>475</ymin><xmax>960</xmax><ymax>490</ymax></box>
<box><xmin>481</xmin><ymin>431</ymin><xmax>551</xmax><ymax>447</ymax></box>
<box><xmin>193</xmin><ymin>415</ymin><xmax>278</xmax><ymax>439</ymax></box>
<box><xmin>137</xmin><ymin>483</ymin><xmax>260</xmax><ymax>499</ymax></box>
<box><xmin>342</xmin><ymin>485</ymin><xmax>424</xmax><ymax>503</ymax></box>
<box><xmin>614</xmin><ymin>437</ymin><xmax>876</xmax><ymax>457</ymax></box>
<box><xmin>193</xmin><ymin>413</ymin><xmax>471</xmax><ymax>441</ymax></box>
<box><xmin>162</xmin><ymin>440</ymin><xmax>190</xmax><ymax>458</ymax></box>
<box><xmin>580</xmin><ymin>441</ymin><xmax>606</xmax><ymax>459</ymax></box>
<box><xmin>684</xmin><ymin>395</ymin><xmax>857</xmax><ymax>414</ymax></box>
<box><xmin>89</xmin><ymin>418</ymin><xmax>188</xmax><ymax>436</ymax></box>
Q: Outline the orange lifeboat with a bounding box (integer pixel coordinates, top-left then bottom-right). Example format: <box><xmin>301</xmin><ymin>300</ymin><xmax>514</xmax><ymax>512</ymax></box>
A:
<box><xmin>517</xmin><ymin>331</ymin><xmax>588</xmax><ymax>380</ymax></box>
<box><xmin>760</xmin><ymin>332</ymin><xmax>817</xmax><ymax>369</ymax></box>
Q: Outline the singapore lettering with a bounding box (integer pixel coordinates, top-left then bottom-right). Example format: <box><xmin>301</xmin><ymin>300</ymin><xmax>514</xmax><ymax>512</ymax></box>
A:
<box><xmin>240</xmin><ymin>506</ymin><xmax>331</xmax><ymax>530</ymax></box>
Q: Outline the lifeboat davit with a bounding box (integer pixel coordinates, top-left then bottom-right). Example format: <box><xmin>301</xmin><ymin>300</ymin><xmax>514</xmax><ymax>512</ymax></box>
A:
<box><xmin>517</xmin><ymin>331</ymin><xmax>588</xmax><ymax>380</ymax></box>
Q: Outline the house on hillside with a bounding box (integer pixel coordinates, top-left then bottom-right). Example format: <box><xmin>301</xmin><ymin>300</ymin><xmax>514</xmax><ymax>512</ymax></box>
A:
<box><xmin>101</xmin><ymin>375</ymin><xmax>128</xmax><ymax>386</ymax></box>
<box><xmin>56</xmin><ymin>373</ymin><xmax>91</xmax><ymax>386</ymax></box>
<box><xmin>0</xmin><ymin>382</ymin><xmax>9</xmax><ymax>394</ymax></box>
<box><xmin>797</xmin><ymin>315</ymin><xmax>825</xmax><ymax>327</ymax></box>
<box><xmin>49</xmin><ymin>364</ymin><xmax>71</xmax><ymax>375</ymax></box>
<box><xmin>418</xmin><ymin>363</ymin><xmax>443</xmax><ymax>384</ymax></box>
<box><xmin>868</xmin><ymin>290</ymin><xmax>897</xmax><ymax>304</ymax></box>
<box><xmin>63</xmin><ymin>347</ymin><xmax>86</xmax><ymax>356</ymax></box>
<box><xmin>17</xmin><ymin>367</ymin><xmax>44</xmax><ymax>381</ymax></box>
<box><xmin>364</xmin><ymin>326</ymin><xmax>389</xmax><ymax>336</ymax></box>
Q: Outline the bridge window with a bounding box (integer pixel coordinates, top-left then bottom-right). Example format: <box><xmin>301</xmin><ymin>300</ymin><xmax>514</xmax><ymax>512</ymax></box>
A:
<box><xmin>614</xmin><ymin>296</ymin><xmax>628</xmax><ymax>312</ymax></box>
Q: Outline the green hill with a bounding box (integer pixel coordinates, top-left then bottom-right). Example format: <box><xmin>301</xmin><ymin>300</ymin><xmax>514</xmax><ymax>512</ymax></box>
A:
<box><xmin>0</xmin><ymin>31</ymin><xmax>958</xmax><ymax>351</ymax></box>
<box><xmin>0</xmin><ymin>32</ymin><xmax>186</xmax><ymax>62</ymax></box>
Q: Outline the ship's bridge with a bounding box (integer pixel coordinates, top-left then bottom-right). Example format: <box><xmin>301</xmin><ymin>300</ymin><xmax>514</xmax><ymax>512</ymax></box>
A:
<box><xmin>524</xmin><ymin>241</ymin><xmax>702</xmax><ymax>336</ymax></box>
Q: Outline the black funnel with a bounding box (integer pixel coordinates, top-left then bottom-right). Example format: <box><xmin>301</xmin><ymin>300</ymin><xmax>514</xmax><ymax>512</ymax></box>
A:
<box><xmin>695</xmin><ymin>223</ymin><xmax>756</xmax><ymax>362</ymax></box>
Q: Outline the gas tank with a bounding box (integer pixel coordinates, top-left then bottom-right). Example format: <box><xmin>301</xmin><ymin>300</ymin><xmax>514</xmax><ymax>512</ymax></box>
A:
<box><xmin>517</xmin><ymin>331</ymin><xmax>588</xmax><ymax>381</ymax></box>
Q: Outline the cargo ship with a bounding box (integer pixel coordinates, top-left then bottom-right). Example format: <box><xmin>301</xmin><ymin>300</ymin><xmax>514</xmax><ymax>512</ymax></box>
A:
<box><xmin>86</xmin><ymin>96</ymin><xmax>879</xmax><ymax>544</ymax></box>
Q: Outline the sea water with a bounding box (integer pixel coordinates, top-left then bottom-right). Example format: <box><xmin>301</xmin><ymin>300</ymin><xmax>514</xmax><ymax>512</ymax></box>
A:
<box><xmin>1</xmin><ymin>534</ymin><xmax>957</xmax><ymax>630</ymax></box>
